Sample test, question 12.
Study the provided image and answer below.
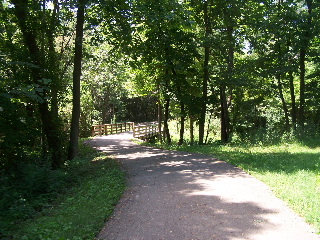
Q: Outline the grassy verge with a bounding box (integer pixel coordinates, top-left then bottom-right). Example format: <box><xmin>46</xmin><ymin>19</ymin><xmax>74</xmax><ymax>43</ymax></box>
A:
<box><xmin>3</xmin><ymin>142</ymin><xmax>126</xmax><ymax>240</ymax></box>
<box><xmin>151</xmin><ymin>140</ymin><xmax>320</xmax><ymax>234</ymax></box>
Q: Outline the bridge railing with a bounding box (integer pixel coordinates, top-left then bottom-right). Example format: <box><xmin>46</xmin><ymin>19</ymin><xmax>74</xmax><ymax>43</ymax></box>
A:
<box><xmin>91</xmin><ymin>121</ymin><xmax>162</xmax><ymax>140</ymax></box>
<box><xmin>133</xmin><ymin>122</ymin><xmax>160</xmax><ymax>140</ymax></box>
<box><xmin>91</xmin><ymin>122</ymin><xmax>134</xmax><ymax>137</ymax></box>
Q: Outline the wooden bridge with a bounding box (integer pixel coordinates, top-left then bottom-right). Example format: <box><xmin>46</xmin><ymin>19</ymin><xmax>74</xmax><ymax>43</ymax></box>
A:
<box><xmin>91</xmin><ymin>122</ymin><xmax>161</xmax><ymax>140</ymax></box>
<box><xmin>132</xmin><ymin>122</ymin><xmax>160</xmax><ymax>140</ymax></box>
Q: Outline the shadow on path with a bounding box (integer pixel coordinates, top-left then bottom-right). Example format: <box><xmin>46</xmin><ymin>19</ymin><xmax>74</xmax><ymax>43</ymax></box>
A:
<box><xmin>87</xmin><ymin>133</ymin><xmax>319</xmax><ymax>240</ymax></box>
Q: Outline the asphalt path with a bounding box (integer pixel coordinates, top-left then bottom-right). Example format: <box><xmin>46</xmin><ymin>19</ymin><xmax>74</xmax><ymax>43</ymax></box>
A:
<box><xmin>87</xmin><ymin>132</ymin><xmax>319</xmax><ymax>240</ymax></box>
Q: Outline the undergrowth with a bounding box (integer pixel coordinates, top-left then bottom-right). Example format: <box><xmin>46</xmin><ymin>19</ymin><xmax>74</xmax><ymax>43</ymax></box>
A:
<box><xmin>0</xmin><ymin>140</ymin><xmax>126</xmax><ymax>240</ymax></box>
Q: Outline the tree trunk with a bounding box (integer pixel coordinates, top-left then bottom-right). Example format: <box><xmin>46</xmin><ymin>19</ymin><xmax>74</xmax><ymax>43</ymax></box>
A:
<box><xmin>178</xmin><ymin>102</ymin><xmax>185</xmax><ymax>145</ymax></box>
<box><xmin>47</xmin><ymin>0</ymin><xmax>59</xmax><ymax>119</ymax></box>
<box><xmin>287</xmin><ymin>38</ymin><xmax>297</xmax><ymax>130</ymax></box>
<box><xmin>220</xmin><ymin>85</ymin><xmax>229</xmax><ymax>143</ymax></box>
<box><xmin>220</xmin><ymin>25</ymin><xmax>234</xmax><ymax>143</ymax></box>
<box><xmin>190</xmin><ymin>115</ymin><xmax>194</xmax><ymax>145</ymax></box>
<box><xmin>298</xmin><ymin>0</ymin><xmax>312</xmax><ymax>129</ymax></box>
<box><xmin>276</xmin><ymin>73</ymin><xmax>290</xmax><ymax>129</ymax></box>
<box><xmin>68</xmin><ymin>0</ymin><xmax>86</xmax><ymax>160</ymax></box>
<box><xmin>12</xmin><ymin>0</ymin><xmax>63</xmax><ymax>168</ymax></box>
<box><xmin>288</xmin><ymin>70</ymin><xmax>297</xmax><ymax>130</ymax></box>
<box><xmin>199</xmin><ymin>0</ymin><xmax>210</xmax><ymax>145</ymax></box>
<box><xmin>158</xmin><ymin>95</ymin><xmax>163</xmax><ymax>142</ymax></box>
<box><xmin>205</xmin><ymin>110</ymin><xmax>213</xmax><ymax>144</ymax></box>
<box><xmin>163</xmin><ymin>98</ymin><xmax>171</xmax><ymax>144</ymax></box>
<box><xmin>299</xmin><ymin>48</ymin><xmax>306</xmax><ymax>129</ymax></box>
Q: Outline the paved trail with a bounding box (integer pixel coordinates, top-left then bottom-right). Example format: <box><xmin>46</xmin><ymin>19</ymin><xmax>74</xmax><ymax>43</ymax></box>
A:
<box><xmin>87</xmin><ymin>132</ymin><xmax>319</xmax><ymax>240</ymax></box>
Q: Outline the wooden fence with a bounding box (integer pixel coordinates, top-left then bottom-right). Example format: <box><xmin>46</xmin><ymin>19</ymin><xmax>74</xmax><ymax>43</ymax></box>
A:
<box><xmin>91</xmin><ymin>121</ymin><xmax>161</xmax><ymax>140</ymax></box>
<box><xmin>91</xmin><ymin>122</ymin><xmax>134</xmax><ymax>136</ymax></box>
<box><xmin>133</xmin><ymin>122</ymin><xmax>160</xmax><ymax>140</ymax></box>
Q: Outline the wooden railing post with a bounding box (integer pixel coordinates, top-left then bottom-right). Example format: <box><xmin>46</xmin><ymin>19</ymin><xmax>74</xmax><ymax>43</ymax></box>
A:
<box><xmin>91</xmin><ymin>126</ymin><xmax>94</xmax><ymax>137</ymax></box>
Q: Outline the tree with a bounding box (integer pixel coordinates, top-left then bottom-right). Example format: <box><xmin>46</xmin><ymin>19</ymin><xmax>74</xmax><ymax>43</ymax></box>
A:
<box><xmin>130</xmin><ymin>0</ymin><xmax>198</xmax><ymax>144</ymax></box>
<box><xmin>80</xmin><ymin>42</ymin><xmax>132</xmax><ymax>134</ymax></box>
<box><xmin>68</xmin><ymin>0</ymin><xmax>86</xmax><ymax>160</ymax></box>
<box><xmin>198</xmin><ymin>0</ymin><xmax>211</xmax><ymax>145</ymax></box>
<box><xmin>10</xmin><ymin>0</ymin><xmax>66</xmax><ymax>168</ymax></box>
<box><xmin>298</xmin><ymin>0</ymin><xmax>313</xmax><ymax>129</ymax></box>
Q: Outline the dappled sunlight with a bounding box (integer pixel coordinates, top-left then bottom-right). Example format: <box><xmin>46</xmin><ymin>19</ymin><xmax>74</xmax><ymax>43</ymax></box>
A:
<box><xmin>89</xmin><ymin>134</ymin><xmax>320</xmax><ymax>240</ymax></box>
<box><xmin>160</xmin><ymin>160</ymin><xmax>191</xmax><ymax>167</ymax></box>
<box><xmin>180</xmin><ymin>175</ymin><xmax>270</xmax><ymax>202</ymax></box>
<box><xmin>179</xmin><ymin>169</ymin><xmax>193</xmax><ymax>174</ymax></box>
<box><xmin>173</xmin><ymin>174</ymin><xmax>318</xmax><ymax>240</ymax></box>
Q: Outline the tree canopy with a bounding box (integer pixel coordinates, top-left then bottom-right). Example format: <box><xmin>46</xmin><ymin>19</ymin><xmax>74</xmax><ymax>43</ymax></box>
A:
<box><xmin>1</xmin><ymin>0</ymin><xmax>320</xmax><ymax>234</ymax></box>
<box><xmin>0</xmin><ymin>0</ymin><xmax>320</xmax><ymax>161</ymax></box>
<box><xmin>1</xmin><ymin>0</ymin><xmax>320</xmax><ymax>170</ymax></box>
<box><xmin>2</xmin><ymin>1</ymin><xmax>320</xmax><ymax>238</ymax></box>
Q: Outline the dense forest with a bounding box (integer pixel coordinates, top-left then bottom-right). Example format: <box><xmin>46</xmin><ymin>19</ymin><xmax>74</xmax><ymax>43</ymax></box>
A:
<box><xmin>0</xmin><ymin>0</ymin><xmax>320</xmax><ymax>234</ymax></box>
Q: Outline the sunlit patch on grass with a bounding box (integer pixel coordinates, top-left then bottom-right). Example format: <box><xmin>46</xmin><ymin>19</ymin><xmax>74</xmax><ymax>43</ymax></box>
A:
<box><xmin>150</xmin><ymin>140</ymin><xmax>320</xmax><ymax>234</ymax></box>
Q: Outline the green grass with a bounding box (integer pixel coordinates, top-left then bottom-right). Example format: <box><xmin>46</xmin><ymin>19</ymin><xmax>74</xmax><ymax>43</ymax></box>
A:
<box><xmin>3</xmin><ymin>144</ymin><xmax>126</xmax><ymax>240</ymax></box>
<box><xmin>151</xmin><ymin>140</ymin><xmax>320</xmax><ymax>234</ymax></box>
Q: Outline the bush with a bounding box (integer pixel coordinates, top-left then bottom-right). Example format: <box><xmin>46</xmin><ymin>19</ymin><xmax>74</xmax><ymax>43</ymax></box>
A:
<box><xmin>0</xmin><ymin>141</ymin><xmax>99</xmax><ymax>238</ymax></box>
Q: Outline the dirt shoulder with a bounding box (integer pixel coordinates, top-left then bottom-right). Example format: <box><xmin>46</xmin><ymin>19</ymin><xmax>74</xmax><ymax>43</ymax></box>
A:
<box><xmin>87</xmin><ymin>132</ymin><xmax>319</xmax><ymax>240</ymax></box>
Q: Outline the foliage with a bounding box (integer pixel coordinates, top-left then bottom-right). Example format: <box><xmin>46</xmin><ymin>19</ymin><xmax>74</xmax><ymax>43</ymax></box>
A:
<box><xmin>121</xmin><ymin>95</ymin><xmax>158</xmax><ymax>123</ymax></box>
<box><xmin>80</xmin><ymin>43</ymin><xmax>132</xmax><ymax>129</ymax></box>
<box><xmin>3</xmin><ymin>0</ymin><xmax>319</xmax><ymax>153</ymax></box>
<box><xmin>1</xmin><ymin>0</ymin><xmax>320</xmax><ymax>236</ymax></box>
<box><xmin>0</xmin><ymin>141</ymin><xmax>126</xmax><ymax>240</ymax></box>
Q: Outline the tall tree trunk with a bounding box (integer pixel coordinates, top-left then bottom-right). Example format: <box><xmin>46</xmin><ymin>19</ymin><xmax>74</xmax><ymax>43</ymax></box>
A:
<box><xmin>48</xmin><ymin>0</ymin><xmax>59</xmax><ymax>119</ymax></box>
<box><xmin>220</xmin><ymin>25</ymin><xmax>234</xmax><ymax>143</ymax></box>
<box><xmin>190</xmin><ymin>115</ymin><xmax>194</xmax><ymax>145</ymax></box>
<box><xmin>287</xmin><ymin>38</ymin><xmax>297</xmax><ymax>130</ymax></box>
<box><xmin>158</xmin><ymin>94</ymin><xmax>163</xmax><ymax>143</ymax></box>
<box><xmin>199</xmin><ymin>0</ymin><xmax>210</xmax><ymax>145</ymax></box>
<box><xmin>299</xmin><ymin>47</ymin><xmax>306</xmax><ymax>129</ymax></box>
<box><xmin>178</xmin><ymin>102</ymin><xmax>185</xmax><ymax>145</ymax></box>
<box><xmin>288</xmin><ymin>70</ymin><xmax>297</xmax><ymax>130</ymax></box>
<box><xmin>12</xmin><ymin>0</ymin><xmax>63</xmax><ymax>168</ymax></box>
<box><xmin>220</xmin><ymin>85</ymin><xmax>229</xmax><ymax>143</ymax></box>
<box><xmin>68</xmin><ymin>0</ymin><xmax>86</xmax><ymax>160</ymax></box>
<box><xmin>275</xmin><ymin>0</ymin><xmax>289</xmax><ymax>131</ymax></box>
<box><xmin>277</xmin><ymin>73</ymin><xmax>290</xmax><ymax>129</ymax></box>
<box><xmin>205</xmin><ymin>110</ymin><xmax>213</xmax><ymax>144</ymax></box>
<box><xmin>163</xmin><ymin>98</ymin><xmax>171</xmax><ymax>144</ymax></box>
<box><xmin>298</xmin><ymin>0</ymin><xmax>312</xmax><ymax>129</ymax></box>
